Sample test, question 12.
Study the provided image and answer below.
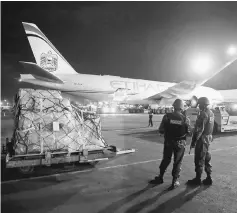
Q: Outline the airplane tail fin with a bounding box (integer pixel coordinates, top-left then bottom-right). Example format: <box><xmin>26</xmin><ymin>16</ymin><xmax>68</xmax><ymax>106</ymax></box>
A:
<box><xmin>22</xmin><ymin>22</ymin><xmax>78</xmax><ymax>75</ymax></box>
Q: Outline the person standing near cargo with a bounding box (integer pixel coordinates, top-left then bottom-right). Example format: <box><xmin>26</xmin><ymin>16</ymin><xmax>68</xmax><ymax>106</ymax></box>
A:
<box><xmin>150</xmin><ymin>99</ymin><xmax>191</xmax><ymax>189</ymax></box>
<box><xmin>187</xmin><ymin>97</ymin><xmax>214</xmax><ymax>186</ymax></box>
<box><xmin>148</xmin><ymin>109</ymin><xmax>153</xmax><ymax>127</ymax></box>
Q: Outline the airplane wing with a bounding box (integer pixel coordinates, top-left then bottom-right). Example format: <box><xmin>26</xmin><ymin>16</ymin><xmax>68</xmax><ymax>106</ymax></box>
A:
<box><xmin>146</xmin><ymin>80</ymin><xmax>197</xmax><ymax>101</ymax></box>
<box><xmin>19</xmin><ymin>61</ymin><xmax>64</xmax><ymax>84</ymax></box>
<box><xmin>199</xmin><ymin>57</ymin><xmax>237</xmax><ymax>86</ymax></box>
<box><xmin>146</xmin><ymin>57</ymin><xmax>237</xmax><ymax>102</ymax></box>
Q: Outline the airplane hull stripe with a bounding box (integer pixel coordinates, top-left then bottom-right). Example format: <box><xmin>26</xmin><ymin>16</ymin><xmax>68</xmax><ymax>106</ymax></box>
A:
<box><xmin>23</xmin><ymin>23</ymin><xmax>47</xmax><ymax>41</ymax></box>
<box><xmin>27</xmin><ymin>34</ymin><xmax>61</xmax><ymax>56</ymax></box>
<box><xmin>64</xmin><ymin>90</ymin><xmax>114</xmax><ymax>94</ymax></box>
<box><xmin>26</xmin><ymin>34</ymin><xmax>74</xmax><ymax>70</ymax></box>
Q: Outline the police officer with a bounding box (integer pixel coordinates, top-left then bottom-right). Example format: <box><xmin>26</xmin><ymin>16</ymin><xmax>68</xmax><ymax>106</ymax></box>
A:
<box><xmin>187</xmin><ymin>97</ymin><xmax>214</xmax><ymax>186</ymax></box>
<box><xmin>148</xmin><ymin>109</ymin><xmax>153</xmax><ymax>127</ymax></box>
<box><xmin>150</xmin><ymin>99</ymin><xmax>191</xmax><ymax>189</ymax></box>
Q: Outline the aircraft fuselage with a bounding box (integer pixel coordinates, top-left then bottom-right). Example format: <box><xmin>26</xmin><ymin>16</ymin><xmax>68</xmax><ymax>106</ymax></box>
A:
<box><xmin>21</xmin><ymin>73</ymin><xmax>223</xmax><ymax>105</ymax></box>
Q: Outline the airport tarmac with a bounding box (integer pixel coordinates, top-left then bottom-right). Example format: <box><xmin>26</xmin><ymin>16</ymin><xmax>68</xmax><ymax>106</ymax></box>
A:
<box><xmin>1</xmin><ymin>114</ymin><xmax>237</xmax><ymax>213</ymax></box>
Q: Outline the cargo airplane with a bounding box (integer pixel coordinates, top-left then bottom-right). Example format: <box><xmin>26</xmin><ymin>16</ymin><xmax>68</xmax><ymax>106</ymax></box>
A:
<box><xmin>19</xmin><ymin>22</ymin><xmax>237</xmax><ymax>107</ymax></box>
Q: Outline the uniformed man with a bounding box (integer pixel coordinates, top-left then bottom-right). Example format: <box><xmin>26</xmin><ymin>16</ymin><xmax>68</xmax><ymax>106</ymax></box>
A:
<box><xmin>150</xmin><ymin>99</ymin><xmax>191</xmax><ymax>189</ymax></box>
<box><xmin>148</xmin><ymin>109</ymin><xmax>153</xmax><ymax>127</ymax></box>
<box><xmin>187</xmin><ymin>97</ymin><xmax>214</xmax><ymax>186</ymax></box>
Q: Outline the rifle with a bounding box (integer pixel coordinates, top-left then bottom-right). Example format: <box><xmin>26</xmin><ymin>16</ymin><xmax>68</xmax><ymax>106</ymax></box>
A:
<box><xmin>189</xmin><ymin>131</ymin><xmax>196</xmax><ymax>155</ymax></box>
<box><xmin>189</xmin><ymin>145</ymin><xmax>193</xmax><ymax>155</ymax></box>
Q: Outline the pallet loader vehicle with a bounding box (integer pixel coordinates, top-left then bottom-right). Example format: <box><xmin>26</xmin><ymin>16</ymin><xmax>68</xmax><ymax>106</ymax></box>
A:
<box><xmin>1</xmin><ymin>138</ymin><xmax>135</xmax><ymax>175</ymax></box>
<box><xmin>1</xmin><ymin>88</ymin><xmax>136</xmax><ymax>175</ymax></box>
<box><xmin>212</xmin><ymin>106</ymin><xmax>237</xmax><ymax>133</ymax></box>
<box><xmin>185</xmin><ymin>105</ymin><xmax>237</xmax><ymax>133</ymax></box>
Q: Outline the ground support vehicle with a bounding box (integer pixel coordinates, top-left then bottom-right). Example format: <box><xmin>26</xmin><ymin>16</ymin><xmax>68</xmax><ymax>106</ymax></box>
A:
<box><xmin>185</xmin><ymin>106</ymin><xmax>237</xmax><ymax>133</ymax></box>
<box><xmin>212</xmin><ymin>106</ymin><xmax>237</xmax><ymax>133</ymax></box>
<box><xmin>2</xmin><ymin>139</ymin><xmax>135</xmax><ymax>174</ymax></box>
<box><xmin>128</xmin><ymin>105</ymin><xmax>144</xmax><ymax>113</ymax></box>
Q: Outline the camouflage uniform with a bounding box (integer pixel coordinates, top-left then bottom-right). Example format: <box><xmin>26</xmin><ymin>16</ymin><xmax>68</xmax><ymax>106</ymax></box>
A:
<box><xmin>158</xmin><ymin>111</ymin><xmax>191</xmax><ymax>180</ymax></box>
<box><xmin>190</xmin><ymin>108</ymin><xmax>214</xmax><ymax>179</ymax></box>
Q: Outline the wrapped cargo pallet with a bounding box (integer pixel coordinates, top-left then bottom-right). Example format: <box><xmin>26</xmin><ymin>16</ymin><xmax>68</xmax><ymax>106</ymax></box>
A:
<box><xmin>12</xmin><ymin>89</ymin><xmax>107</xmax><ymax>155</ymax></box>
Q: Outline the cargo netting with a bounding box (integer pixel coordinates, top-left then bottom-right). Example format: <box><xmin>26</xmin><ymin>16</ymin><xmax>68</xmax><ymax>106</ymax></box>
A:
<box><xmin>12</xmin><ymin>89</ymin><xmax>108</xmax><ymax>155</ymax></box>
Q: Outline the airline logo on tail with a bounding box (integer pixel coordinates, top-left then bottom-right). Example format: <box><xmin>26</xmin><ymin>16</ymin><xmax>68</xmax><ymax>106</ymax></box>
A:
<box><xmin>40</xmin><ymin>51</ymin><xmax>58</xmax><ymax>72</ymax></box>
<box><xmin>22</xmin><ymin>22</ymin><xmax>78</xmax><ymax>75</ymax></box>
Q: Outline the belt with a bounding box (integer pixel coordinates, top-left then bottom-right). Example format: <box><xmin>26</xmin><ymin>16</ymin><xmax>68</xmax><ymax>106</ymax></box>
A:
<box><xmin>165</xmin><ymin>136</ymin><xmax>186</xmax><ymax>142</ymax></box>
<box><xmin>174</xmin><ymin>134</ymin><xmax>187</xmax><ymax>140</ymax></box>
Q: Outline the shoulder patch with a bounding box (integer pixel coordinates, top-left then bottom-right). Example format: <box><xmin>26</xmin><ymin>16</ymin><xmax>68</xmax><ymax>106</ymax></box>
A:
<box><xmin>209</xmin><ymin>116</ymin><xmax>214</xmax><ymax>123</ymax></box>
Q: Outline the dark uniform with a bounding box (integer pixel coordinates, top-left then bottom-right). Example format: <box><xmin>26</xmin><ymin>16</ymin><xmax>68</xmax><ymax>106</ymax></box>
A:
<box><xmin>158</xmin><ymin>111</ymin><xmax>191</xmax><ymax>180</ymax></box>
<box><xmin>190</xmin><ymin>108</ymin><xmax>214</xmax><ymax>182</ymax></box>
<box><xmin>150</xmin><ymin>99</ymin><xmax>191</xmax><ymax>189</ymax></box>
<box><xmin>187</xmin><ymin>96</ymin><xmax>215</xmax><ymax>185</ymax></box>
<box><xmin>148</xmin><ymin>110</ymin><xmax>153</xmax><ymax>127</ymax></box>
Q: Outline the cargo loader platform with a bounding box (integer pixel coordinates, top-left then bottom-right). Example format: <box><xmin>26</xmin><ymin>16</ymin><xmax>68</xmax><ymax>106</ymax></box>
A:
<box><xmin>2</xmin><ymin>144</ymin><xmax>135</xmax><ymax>174</ymax></box>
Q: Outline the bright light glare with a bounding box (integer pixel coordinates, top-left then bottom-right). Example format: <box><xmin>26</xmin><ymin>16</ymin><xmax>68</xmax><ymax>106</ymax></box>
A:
<box><xmin>111</xmin><ymin>108</ymin><xmax>116</xmax><ymax>113</ymax></box>
<box><xmin>227</xmin><ymin>46</ymin><xmax>237</xmax><ymax>56</ymax></box>
<box><xmin>191</xmin><ymin>99</ymin><xmax>197</xmax><ymax>108</ymax></box>
<box><xmin>233</xmin><ymin>104</ymin><xmax>237</xmax><ymax>110</ymax></box>
<box><xmin>103</xmin><ymin>107</ymin><xmax>110</xmax><ymax>113</ymax></box>
<box><xmin>191</xmin><ymin>55</ymin><xmax>213</xmax><ymax>74</ymax></box>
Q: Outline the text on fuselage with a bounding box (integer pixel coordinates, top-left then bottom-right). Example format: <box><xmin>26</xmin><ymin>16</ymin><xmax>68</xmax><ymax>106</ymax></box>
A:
<box><xmin>110</xmin><ymin>81</ymin><xmax>167</xmax><ymax>93</ymax></box>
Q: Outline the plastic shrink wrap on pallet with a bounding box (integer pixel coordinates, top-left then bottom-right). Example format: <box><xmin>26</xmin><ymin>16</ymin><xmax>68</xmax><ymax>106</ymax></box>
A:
<box><xmin>12</xmin><ymin>89</ymin><xmax>107</xmax><ymax>155</ymax></box>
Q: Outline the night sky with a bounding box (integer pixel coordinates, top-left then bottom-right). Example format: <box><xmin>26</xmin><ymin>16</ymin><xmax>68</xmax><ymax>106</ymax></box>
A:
<box><xmin>1</xmin><ymin>1</ymin><xmax>237</xmax><ymax>101</ymax></box>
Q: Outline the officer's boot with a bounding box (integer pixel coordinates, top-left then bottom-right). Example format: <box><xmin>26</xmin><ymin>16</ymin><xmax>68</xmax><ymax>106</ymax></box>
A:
<box><xmin>149</xmin><ymin>172</ymin><xmax>164</xmax><ymax>184</ymax></box>
<box><xmin>187</xmin><ymin>173</ymin><xmax>202</xmax><ymax>186</ymax></box>
<box><xmin>203</xmin><ymin>175</ymin><xmax>213</xmax><ymax>185</ymax></box>
<box><xmin>170</xmin><ymin>177</ymin><xmax>180</xmax><ymax>190</ymax></box>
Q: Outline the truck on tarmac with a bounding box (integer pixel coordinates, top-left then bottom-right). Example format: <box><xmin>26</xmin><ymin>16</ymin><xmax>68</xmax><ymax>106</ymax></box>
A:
<box><xmin>128</xmin><ymin>105</ymin><xmax>144</xmax><ymax>113</ymax></box>
<box><xmin>212</xmin><ymin>105</ymin><xmax>237</xmax><ymax>133</ymax></box>
<box><xmin>185</xmin><ymin>105</ymin><xmax>237</xmax><ymax>133</ymax></box>
<box><xmin>151</xmin><ymin>106</ymin><xmax>174</xmax><ymax>114</ymax></box>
